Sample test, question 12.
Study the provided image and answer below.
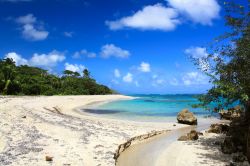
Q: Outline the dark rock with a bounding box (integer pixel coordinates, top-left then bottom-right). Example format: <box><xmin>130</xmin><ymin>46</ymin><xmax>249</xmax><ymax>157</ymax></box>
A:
<box><xmin>177</xmin><ymin>109</ymin><xmax>197</xmax><ymax>125</ymax></box>
<box><xmin>219</xmin><ymin>106</ymin><xmax>243</xmax><ymax>120</ymax></box>
<box><xmin>221</xmin><ymin>136</ymin><xmax>237</xmax><ymax>154</ymax></box>
<box><xmin>188</xmin><ymin>130</ymin><xmax>199</xmax><ymax>140</ymax></box>
<box><xmin>45</xmin><ymin>156</ymin><xmax>53</xmax><ymax>161</ymax></box>
<box><xmin>22</xmin><ymin>116</ymin><xmax>26</xmax><ymax>118</ymax></box>
<box><xmin>173</xmin><ymin>124</ymin><xmax>176</xmax><ymax>126</ymax></box>
<box><xmin>208</xmin><ymin>124</ymin><xmax>229</xmax><ymax>134</ymax></box>
<box><xmin>178</xmin><ymin>130</ymin><xmax>199</xmax><ymax>141</ymax></box>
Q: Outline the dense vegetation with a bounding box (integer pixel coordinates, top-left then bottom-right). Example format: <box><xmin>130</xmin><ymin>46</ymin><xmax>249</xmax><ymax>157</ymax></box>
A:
<box><xmin>0</xmin><ymin>58</ymin><xmax>114</xmax><ymax>95</ymax></box>
<box><xmin>191</xmin><ymin>0</ymin><xmax>250</xmax><ymax>161</ymax></box>
<box><xmin>192</xmin><ymin>1</ymin><xmax>249</xmax><ymax>117</ymax></box>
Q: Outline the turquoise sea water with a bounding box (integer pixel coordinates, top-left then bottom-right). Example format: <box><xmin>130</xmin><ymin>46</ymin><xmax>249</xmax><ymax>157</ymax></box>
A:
<box><xmin>83</xmin><ymin>94</ymin><xmax>219</xmax><ymax>122</ymax></box>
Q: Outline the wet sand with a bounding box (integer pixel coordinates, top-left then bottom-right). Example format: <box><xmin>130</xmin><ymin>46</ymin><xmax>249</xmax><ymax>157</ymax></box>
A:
<box><xmin>116</xmin><ymin>118</ymin><xmax>226</xmax><ymax>166</ymax></box>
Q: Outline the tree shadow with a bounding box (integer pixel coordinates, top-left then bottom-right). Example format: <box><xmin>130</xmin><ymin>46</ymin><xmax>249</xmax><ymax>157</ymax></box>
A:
<box><xmin>184</xmin><ymin>133</ymin><xmax>233</xmax><ymax>165</ymax></box>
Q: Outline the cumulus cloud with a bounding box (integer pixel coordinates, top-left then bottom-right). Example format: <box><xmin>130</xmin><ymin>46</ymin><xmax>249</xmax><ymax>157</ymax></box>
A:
<box><xmin>106</xmin><ymin>4</ymin><xmax>180</xmax><ymax>31</ymax></box>
<box><xmin>16</xmin><ymin>14</ymin><xmax>49</xmax><ymax>41</ymax></box>
<box><xmin>4</xmin><ymin>52</ymin><xmax>28</xmax><ymax>66</ymax></box>
<box><xmin>114</xmin><ymin>69</ymin><xmax>121</xmax><ymax>78</ymax></box>
<box><xmin>185</xmin><ymin>46</ymin><xmax>210</xmax><ymax>71</ymax></box>
<box><xmin>185</xmin><ymin>46</ymin><xmax>208</xmax><ymax>58</ymax></box>
<box><xmin>73</xmin><ymin>49</ymin><xmax>96</xmax><ymax>58</ymax></box>
<box><xmin>138</xmin><ymin>62</ymin><xmax>151</xmax><ymax>72</ymax></box>
<box><xmin>167</xmin><ymin>0</ymin><xmax>220</xmax><ymax>25</ymax></box>
<box><xmin>64</xmin><ymin>63</ymin><xmax>85</xmax><ymax>74</ymax></box>
<box><xmin>4</xmin><ymin>50</ymin><xmax>65</xmax><ymax>69</ymax></box>
<box><xmin>22</xmin><ymin>24</ymin><xmax>49</xmax><ymax>41</ymax></box>
<box><xmin>123</xmin><ymin>73</ymin><xmax>133</xmax><ymax>83</ymax></box>
<box><xmin>106</xmin><ymin>0</ymin><xmax>220</xmax><ymax>31</ymax></box>
<box><xmin>16</xmin><ymin>14</ymin><xmax>36</xmax><ymax>24</ymax></box>
<box><xmin>100</xmin><ymin>44</ymin><xmax>130</xmax><ymax>58</ymax></box>
<box><xmin>182</xmin><ymin>72</ymin><xmax>208</xmax><ymax>85</ymax></box>
<box><xmin>30</xmin><ymin>50</ymin><xmax>65</xmax><ymax>67</ymax></box>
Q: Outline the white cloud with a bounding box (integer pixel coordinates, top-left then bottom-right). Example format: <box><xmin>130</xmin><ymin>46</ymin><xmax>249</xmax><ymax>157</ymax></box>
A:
<box><xmin>4</xmin><ymin>52</ymin><xmax>28</xmax><ymax>66</ymax></box>
<box><xmin>16</xmin><ymin>14</ymin><xmax>36</xmax><ymax>24</ymax></box>
<box><xmin>73</xmin><ymin>49</ymin><xmax>96</xmax><ymax>58</ymax></box>
<box><xmin>185</xmin><ymin>46</ymin><xmax>210</xmax><ymax>71</ymax></box>
<box><xmin>64</xmin><ymin>31</ymin><xmax>73</xmax><ymax>38</ymax></box>
<box><xmin>185</xmin><ymin>46</ymin><xmax>208</xmax><ymax>58</ymax></box>
<box><xmin>64</xmin><ymin>63</ymin><xmax>85</xmax><ymax>74</ymax></box>
<box><xmin>106</xmin><ymin>4</ymin><xmax>180</xmax><ymax>31</ymax></box>
<box><xmin>114</xmin><ymin>69</ymin><xmax>121</xmax><ymax>78</ymax></box>
<box><xmin>22</xmin><ymin>24</ymin><xmax>49</xmax><ymax>41</ymax></box>
<box><xmin>123</xmin><ymin>73</ymin><xmax>133</xmax><ymax>83</ymax></box>
<box><xmin>167</xmin><ymin>0</ymin><xmax>220</xmax><ymax>25</ymax></box>
<box><xmin>182</xmin><ymin>72</ymin><xmax>208</xmax><ymax>85</ymax></box>
<box><xmin>16</xmin><ymin>14</ymin><xmax>49</xmax><ymax>41</ymax></box>
<box><xmin>100</xmin><ymin>44</ymin><xmax>130</xmax><ymax>58</ymax></box>
<box><xmin>138</xmin><ymin>62</ymin><xmax>151</xmax><ymax>72</ymax></box>
<box><xmin>30</xmin><ymin>50</ymin><xmax>65</xmax><ymax>67</ymax></box>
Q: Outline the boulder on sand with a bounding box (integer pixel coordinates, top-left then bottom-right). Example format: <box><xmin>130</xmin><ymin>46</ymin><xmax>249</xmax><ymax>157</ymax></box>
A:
<box><xmin>208</xmin><ymin>123</ymin><xmax>229</xmax><ymax>134</ymax></box>
<box><xmin>178</xmin><ymin>130</ymin><xmax>200</xmax><ymax>141</ymax></box>
<box><xmin>177</xmin><ymin>109</ymin><xmax>197</xmax><ymax>125</ymax></box>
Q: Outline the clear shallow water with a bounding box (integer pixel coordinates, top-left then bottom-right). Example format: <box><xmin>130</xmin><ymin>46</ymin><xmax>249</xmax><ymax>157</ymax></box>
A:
<box><xmin>84</xmin><ymin>94</ymin><xmax>219</xmax><ymax>122</ymax></box>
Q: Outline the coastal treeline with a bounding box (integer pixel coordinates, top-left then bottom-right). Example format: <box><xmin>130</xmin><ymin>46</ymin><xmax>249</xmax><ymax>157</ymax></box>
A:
<box><xmin>0</xmin><ymin>58</ymin><xmax>113</xmax><ymax>95</ymax></box>
<box><xmin>192</xmin><ymin>1</ymin><xmax>250</xmax><ymax>161</ymax></box>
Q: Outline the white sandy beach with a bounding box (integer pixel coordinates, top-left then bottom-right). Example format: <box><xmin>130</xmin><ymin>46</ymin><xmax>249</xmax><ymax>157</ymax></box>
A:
<box><xmin>0</xmin><ymin>95</ymin><xmax>243</xmax><ymax>166</ymax></box>
<box><xmin>0</xmin><ymin>95</ymin><xmax>188</xmax><ymax>166</ymax></box>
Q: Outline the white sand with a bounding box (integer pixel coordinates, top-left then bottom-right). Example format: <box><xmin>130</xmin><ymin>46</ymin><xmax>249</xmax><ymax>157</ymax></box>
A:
<box><xmin>156</xmin><ymin>132</ymin><xmax>231</xmax><ymax>166</ymax></box>
<box><xmin>0</xmin><ymin>95</ymin><xmax>185</xmax><ymax>166</ymax></box>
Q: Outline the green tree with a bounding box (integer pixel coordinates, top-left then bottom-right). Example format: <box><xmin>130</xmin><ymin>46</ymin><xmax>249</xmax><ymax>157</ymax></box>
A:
<box><xmin>192</xmin><ymin>1</ymin><xmax>250</xmax><ymax>114</ymax></box>
<box><xmin>191</xmin><ymin>1</ymin><xmax>250</xmax><ymax>160</ymax></box>
<box><xmin>83</xmin><ymin>69</ymin><xmax>90</xmax><ymax>79</ymax></box>
<box><xmin>0</xmin><ymin>58</ymin><xmax>17</xmax><ymax>95</ymax></box>
<box><xmin>0</xmin><ymin>58</ymin><xmax>114</xmax><ymax>96</ymax></box>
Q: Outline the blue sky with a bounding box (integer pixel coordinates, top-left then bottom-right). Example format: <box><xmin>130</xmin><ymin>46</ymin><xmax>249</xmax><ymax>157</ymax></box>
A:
<box><xmin>0</xmin><ymin>0</ymin><xmax>243</xmax><ymax>94</ymax></box>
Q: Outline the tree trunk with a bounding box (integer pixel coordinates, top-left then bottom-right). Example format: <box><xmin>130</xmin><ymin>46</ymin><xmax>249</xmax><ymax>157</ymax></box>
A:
<box><xmin>3</xmin><ymin>79</ymin><xmax>10</xmax><ymax>95</ymax></box>
<box><xmin>245</xmin><ymin>100</ymin><xmax>250</xmax><ymax>162</ymax></box>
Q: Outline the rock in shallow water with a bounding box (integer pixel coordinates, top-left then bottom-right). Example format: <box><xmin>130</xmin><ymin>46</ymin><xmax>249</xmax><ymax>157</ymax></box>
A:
<box><xmin>177</xmin><ymin>109</ymin><xmax>197</xmax><ymax>125</ymax></box>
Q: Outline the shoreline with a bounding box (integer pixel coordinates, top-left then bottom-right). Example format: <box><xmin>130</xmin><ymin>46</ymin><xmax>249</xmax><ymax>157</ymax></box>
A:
<box><xmin>115</xmin><ymin>118</ymin><xmax>223</xmax><ymax>166</ymax></box>
<box><xmin>0</xmin><ymin>95</ymin><xmax>187</xmax><ymax>166</ymax></box>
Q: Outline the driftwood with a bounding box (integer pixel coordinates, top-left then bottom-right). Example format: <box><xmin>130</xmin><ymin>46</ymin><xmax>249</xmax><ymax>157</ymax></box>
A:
<box><xmin>43</xmin><ymin>106</ymin><xmax>63</xmax><ymax>115</ymax></box>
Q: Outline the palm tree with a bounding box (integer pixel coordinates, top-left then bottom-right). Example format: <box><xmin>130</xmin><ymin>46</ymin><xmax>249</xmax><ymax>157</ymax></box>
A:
<box><xmin>0</xmin><ymin>58</ymin><xmax>16</xmax><ymax>95</ymax></box>
<box><xmin>83</xmin><ymin>69</ymin><xmax>90</xmax><ymax>79</ymax></box>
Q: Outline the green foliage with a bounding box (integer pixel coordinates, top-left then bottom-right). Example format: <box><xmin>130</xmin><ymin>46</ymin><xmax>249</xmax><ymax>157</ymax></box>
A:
<box><xmin>0</xmin><ymin>58</ymin><xmax>113</xmax><ymax>95</ymax></box>
<box><xmin>191</xmin><ymin>1</ymin><xmax>250</xmax><ymax>112</ymax></box>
